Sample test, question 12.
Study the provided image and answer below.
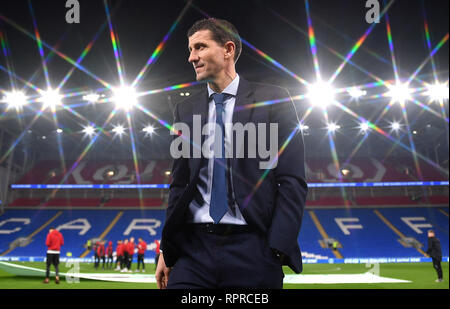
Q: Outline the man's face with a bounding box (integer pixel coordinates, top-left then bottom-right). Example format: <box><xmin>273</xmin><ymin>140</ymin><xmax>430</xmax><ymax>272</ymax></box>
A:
<box><xmin>428</xmin><ymin>232</ymin><xmax>435</xmax><ymax>237</ymax></box>
<box><xmin>188</xmin><ymin>30</ymin><xmax>227</xmax><ymax>82</ymax></box>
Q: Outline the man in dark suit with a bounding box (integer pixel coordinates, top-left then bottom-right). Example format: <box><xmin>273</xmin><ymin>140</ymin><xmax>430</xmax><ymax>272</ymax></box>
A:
<box><xmin>426</xmin><ymin>230</ymin><xmax>443</xmax><ymax>282</ymax></box>
<box><xmin>156</xmin><ymin>18</ymin><xmax>308</xmax><ymax>289</ymax></box>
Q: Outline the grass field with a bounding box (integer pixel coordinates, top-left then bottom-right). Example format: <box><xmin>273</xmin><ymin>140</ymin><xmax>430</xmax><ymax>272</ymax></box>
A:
<box><xmin>0</xmin><ymin>262</ymin><xmax>448</xmax><ymax>289</ymax></box>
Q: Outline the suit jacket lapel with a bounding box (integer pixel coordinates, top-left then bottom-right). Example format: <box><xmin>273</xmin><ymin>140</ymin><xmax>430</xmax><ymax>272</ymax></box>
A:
<box><xmin>232</xmin><ymin>78</ymin><xmax>254</xmax><ymax>166</ymax></box>
<box><xmin>190</xmin><ymin>88</ymin><xmax>209</xmax><ymax>178</ymax></box>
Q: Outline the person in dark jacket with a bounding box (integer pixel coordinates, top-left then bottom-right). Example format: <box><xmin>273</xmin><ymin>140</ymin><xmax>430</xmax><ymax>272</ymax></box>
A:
<box><xmin>426</xmin><ymin>230</ymin><xmax>443</xmax><ymax>282</ymax></box>
<box><xmin>156</xmin><ymin>18</ymin><xmax>307</xmax><ymax>289</ymax></box>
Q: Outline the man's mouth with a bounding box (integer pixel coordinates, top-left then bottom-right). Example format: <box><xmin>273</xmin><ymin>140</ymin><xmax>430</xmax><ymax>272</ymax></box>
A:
<box><xmin>195</xmin><ymin>64</ymin><xmax>204</xmax><ymax>71</ymax></box>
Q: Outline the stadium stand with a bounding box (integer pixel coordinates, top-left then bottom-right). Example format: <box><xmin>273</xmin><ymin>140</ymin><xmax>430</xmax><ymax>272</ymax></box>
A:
<box><xmin>2</xmin><ymin>157</ymin><xmax>447</xmax><ymax>264</ymax></box>
<box><xmin>14</xmin><ymin>158</ymin><xmax>447</xmax><ymax>185</ymax></box>
<box><xmin>0</xmin><ymin>207</ymin><xmax>447</xmax><ymax>261</ymax></box>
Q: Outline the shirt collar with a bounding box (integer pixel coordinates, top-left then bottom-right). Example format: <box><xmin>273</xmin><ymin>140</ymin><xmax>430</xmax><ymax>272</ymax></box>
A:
<box><xmin>207</xmin><ymin>74</ymin><xmax>240</xmax><ymax>99</ymax></box>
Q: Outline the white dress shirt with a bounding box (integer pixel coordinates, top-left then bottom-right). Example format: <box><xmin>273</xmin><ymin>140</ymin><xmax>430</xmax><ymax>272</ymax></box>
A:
<box><xmin>188</xmin><ymin>74</ymin><xmax>247</xmax><ymax>225</ymax></box>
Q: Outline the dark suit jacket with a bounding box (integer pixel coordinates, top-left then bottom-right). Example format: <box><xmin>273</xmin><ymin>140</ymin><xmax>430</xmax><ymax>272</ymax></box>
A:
<box><xmin>161</xmin><ymin>77</ymin><xmax>308</xmax><ymax>274</ymax></box>
<box><xmin>427</xmin><ymin>237</ymin><xmax>442</xmax><ymax>260</ymax></box>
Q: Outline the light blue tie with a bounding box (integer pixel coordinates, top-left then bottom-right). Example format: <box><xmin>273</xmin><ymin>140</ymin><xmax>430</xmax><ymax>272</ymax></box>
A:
<box><xmin>209</xmin><ymin>93</ymin><xmax>229</xmax><ymax>224</ymax></box>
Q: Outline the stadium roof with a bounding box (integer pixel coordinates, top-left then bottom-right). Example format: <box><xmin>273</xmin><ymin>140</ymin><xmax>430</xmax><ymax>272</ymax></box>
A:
<box><xmin>0</xmin><ymin>0</ymin><xmax>448</xmax><ymax>165</ymax></box>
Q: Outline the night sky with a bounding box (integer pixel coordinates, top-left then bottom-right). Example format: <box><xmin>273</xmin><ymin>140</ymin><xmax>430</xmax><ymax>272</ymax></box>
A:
<box><xmin>0</xmin><ymin>0</ymin><xmax>448</xmax><ymax>162</ymax></box>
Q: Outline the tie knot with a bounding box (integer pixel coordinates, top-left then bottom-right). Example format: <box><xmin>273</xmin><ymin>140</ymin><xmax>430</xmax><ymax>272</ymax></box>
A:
<box><xmin>211</xmin><ymin>93</ymin><xmax>229</xmax><ymax>106</ymax></box>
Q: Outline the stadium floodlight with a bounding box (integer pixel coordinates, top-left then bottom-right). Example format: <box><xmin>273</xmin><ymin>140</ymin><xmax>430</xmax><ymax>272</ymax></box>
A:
<box><xmin>299</xmin><ymin>124</ymin><xmax>310</xmax><ymax>131</ymax></box>
<box><xmin>307</xmin><ymin>81</ymin><xmax>335</xmax><ymax>108</ymax></box>
<box><xmin>112</xmin><ymin>124</ymin><xmax>126</xmax><ymax>136</ymax></box>
<box><xmin>391</xmin><ymin>122</ymin><xmax>401</xmax><ymax>131</ymax></box>
<box><xmin>359</xmin><ymin>122</ymin><xmax>370</xmax><ymax>132</ymax></box>
<box><xmin>56</xmin><ymin>128</ymin><xmax>63</xmax><ymax>134</ymax></box>
<box><xmin>327</xmin><ymin>123</ymin><xmax>341</xmax><ymax>133</ymax></box>
<box><xmin>82</xmin><ymin>93</ymin><xmax>101</xmax><ymax>103</ymax></box>
<box><xmin>82</xmin><ymin>125</ymin><xmax>96</xmax><ymax>137</ymax></box>
<box><xmin>3</xmin><ymin>91</ymin><xmax>27</xmax><ymax>111</ymax></box>
<box><xmin>39</xmin><ymin>88</ymin><xmax>63</xmax><ymax>109</ymax></box>
<box><xmin>347</xmin><ymin>87</ymin><xmax>367</xmax><ymax>99</ymax></box>
<box><xmin>386</xmin><ymin>82</ymin><xmax>412</xmax><ymax>104</ymax></box>
<box><xmin>341</xmin><ymin>168</ymin><xmax>350</xmax><ymax>176</ymax></box>
<box><xmin>426</xmin><ymin>83</ymin><xmax>449</xmax><ymax>102</ymax></box>
<box><xmin>143</xmin><ymin>125</ymin><xmax>155</xmax><ymax>135</ymax></box>
<box><xmin>112</xmin><ymin>86</ymin><xmax>138</xmax><ymax>111</ymax></box>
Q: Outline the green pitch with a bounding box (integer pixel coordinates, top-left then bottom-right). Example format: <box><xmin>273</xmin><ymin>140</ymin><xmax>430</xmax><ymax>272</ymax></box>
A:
<box><xmin>0</xmin><ymin>261</ymin><xmax>447</xmax><ymax>289</ymax></box>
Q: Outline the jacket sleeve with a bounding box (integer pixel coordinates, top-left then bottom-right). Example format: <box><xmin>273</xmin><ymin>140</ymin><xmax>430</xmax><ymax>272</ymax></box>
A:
<box><xmin>45</xmin><ymin>233</ymin><xmax>51</xmax><ymax>247</ymax></box>
<box><xmin>60</xmin><ymin>232</ymin><xmax>64</xmax><ymax>246</ymax></box>
<box><xmin>267</xmin><ymin>88</ymin><xmax>308</xmax><ymax>266</ymax></box>
<box><xmin>167</xmin><ymin>103</ymin><xmax>191</xmax><ymax>210</ymax></box>
<box><xmin>161</xmin><ymin>103</ymin><xmax>191</xmax><ymax>253</ymax></box>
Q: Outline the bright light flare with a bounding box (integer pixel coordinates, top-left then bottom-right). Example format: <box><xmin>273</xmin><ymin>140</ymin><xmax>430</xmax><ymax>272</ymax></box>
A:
<box><xmin>347</xmin><ymin>87</ymin><xmax>367</xmax><ymax>99</ymax></box>
<box><xmin>387</xmin><ymin>82</ymin><xmax>412</xmax><ymax>104</ymax></box>
<box><xmin>299</xmin><ymin>123</ymin><xmax>310</xmax><ymax>131</ymax></box>
<box><xmin>390</xmin><ymin>121</ymin><xmax>401</xmax><ymax>132</ymax></box>
<box><xmin>327</xmin><ymin>123</ymin><xmax>341</xmax><ymax>133</ymax></box>
<box><xmin>82</xmin><ymin>93</ymin><xmax>101</xmax><ymax>103</ymax></box>
<box><xmin>426</xmin><ymin>83</ymin><xmax>449</xmax><ymax>102</ymax></box>
<box><xmin>307</xmin><ymin>81</ymin><xmax>335</xmax><ymax>108</ymax></box>
<box><xmin>39</xmin><ymin>89</ymin><xmax>63</xmax><ymax>109</ymax></box>
<box><xmin>82</xmin><ymin>125</ymin><xmax>96</xmax><ymax>136</ymax></box>
<box><xmin>112</xmin><ymin>86</ymin><xmax>138</xmax><ymax>111</ymax></box>
<box><xmin>112</xmin><ymin>124</ymin><xmax>126</xmax><ymax>136</ymax></box>
<box><xmin>143</xmin><ymin>125</ymin><xmax>155</xmax><ymax>135</ymax></box>
<box><xmin>2</xmin><ymin>91</ymin><xmax>27</xmax><ymax>110</ymax></box>
<box><xmin>359</xmin><ymin>122</ymin><xmax>370</xmax><ymax>132</ymax></box>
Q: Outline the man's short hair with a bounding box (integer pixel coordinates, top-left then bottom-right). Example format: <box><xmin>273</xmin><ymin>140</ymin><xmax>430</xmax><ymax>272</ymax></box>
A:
<box><xmin>428</xmin><ymin>230</ymin><xmax>435</xmax><ymax>234</ymax></box>
<box><xmin>187</xmin><ymin>18</ymin><xmax>242</xmax><ymax>63</ymax></box>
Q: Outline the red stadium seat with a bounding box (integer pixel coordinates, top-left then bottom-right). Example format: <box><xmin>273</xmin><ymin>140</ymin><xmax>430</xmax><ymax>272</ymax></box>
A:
<box><xmin>8</xmin><ymin>198</ymin><xmax>43</xmax><ymax>207</ymax></box>
<box><xmin>103</xmin><ymin>198</ymin><xmax>164</xmax><ymax>208</ymax></box>
<box><xmin>42</xmin><ymin>198</ymin><xmax>101</xmax><ymax>207</ymax></box>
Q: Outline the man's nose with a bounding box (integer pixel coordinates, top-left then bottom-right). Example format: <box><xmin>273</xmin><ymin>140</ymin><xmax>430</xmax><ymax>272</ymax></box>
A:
<box><xmin>188</xmin><ymin>51</ymin><xmax>198</xmax><ymax>64</ymax></box>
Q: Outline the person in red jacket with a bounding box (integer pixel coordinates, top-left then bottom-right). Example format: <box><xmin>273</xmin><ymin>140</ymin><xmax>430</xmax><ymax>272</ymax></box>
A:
<box><xmin>96</xmin><ymin>240</ymin><xmax>105</xmax><ymax>270</ymax></box>
<box><xmin>106</xmin><ymin>240</ymin><xmax>114</xmax><ymax>269</ymax></box>
<box><xmin>121</xmin><ymin>239</ymin><xmax>129</xmax><ymax>272</ymax></box>
<box><xmin>154</xmin><ymin>239</ymin><xmax>161</xmax><ymax>270</ymax></box>
<box><xmin>136</xmin><ymin>238</ymin><xmax>147</xmax><ymax>273</ymax></box>
<box><xmin>43</xmin><ymin>227</ymin><xmax>64</xmax><ymax>284</ymax></box>
<box><xmin>93</xmin><ymin>241</ymin><xmax>100</xmax><ymax>268</ymax></box>
<box><xmin>115</xmin><ymin>240</ymin><xmax>124</xmax><ymax>271</ymax></box>
<box><xmin>124</xmin><ymin>237</ymin><xmax>135</xmax><ymax>273</ymax></box>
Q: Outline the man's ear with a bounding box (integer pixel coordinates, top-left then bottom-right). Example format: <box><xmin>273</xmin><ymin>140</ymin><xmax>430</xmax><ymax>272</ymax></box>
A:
<box><xmin>224</xmin><ymin>41</ymin><xmax>236</xmax><ymax>60</ymax></box>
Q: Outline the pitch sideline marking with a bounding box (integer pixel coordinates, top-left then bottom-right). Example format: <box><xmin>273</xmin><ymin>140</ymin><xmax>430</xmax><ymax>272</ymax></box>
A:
<box><xmin>0</xmin><ymin>261</ymin><xmax>412</xmax><ymax>284</ymax></box>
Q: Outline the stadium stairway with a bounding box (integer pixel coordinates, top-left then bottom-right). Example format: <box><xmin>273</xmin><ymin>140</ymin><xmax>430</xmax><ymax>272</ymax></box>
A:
<box><xmin>0</xmin><ymin>207</ymin><xmax>448</xmax><ymax>261</ymax></box>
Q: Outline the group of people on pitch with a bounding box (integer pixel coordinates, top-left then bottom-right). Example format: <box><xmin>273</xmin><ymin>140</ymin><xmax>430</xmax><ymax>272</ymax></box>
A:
<box><xmin>93</xmin><ymin>237</ymin><xmax>148</xmax><ymax>273</ymax></box>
